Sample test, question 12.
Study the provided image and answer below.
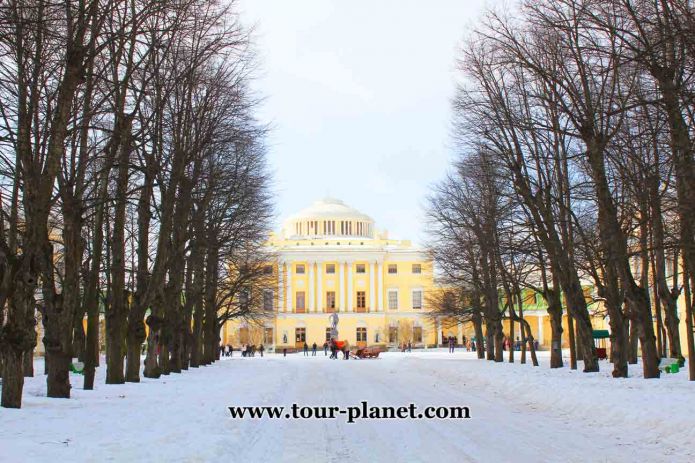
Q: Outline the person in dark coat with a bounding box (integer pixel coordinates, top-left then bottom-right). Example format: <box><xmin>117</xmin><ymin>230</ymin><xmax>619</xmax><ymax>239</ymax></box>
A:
<box><xmin>323</xmin><ymin>341</ymin><xmax>328</xmax><ymax>356</ymax></box>
<box><xmin>312</xmin><ymin>342</ymin><xmax>317</xmax><ymax>356</ymax></box>
<box><xmin>303</xmin><ymin>342</ymin><xmax>309</xmax><ymax>356</ymax></box>
<box><xmin>259</xmin><ymin>344</ymin><xmax>264</xmax><ymax>357</ymax></box>
<box><xmin>330</xmin><ymin>340</ymin><xmax>337</xmax><ymax>359</ymax></box>
<box><xmin>283</xmin><ymin>347</ymin><xmax>287</xmax><ymax>357</ymax></box>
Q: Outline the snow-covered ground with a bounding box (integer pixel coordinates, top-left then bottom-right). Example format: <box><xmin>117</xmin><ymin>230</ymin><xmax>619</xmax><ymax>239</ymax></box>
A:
<box><xmin>2</xmin><ymin>350</ymin><xmax>694</xmax><ymax>462</ymax></box>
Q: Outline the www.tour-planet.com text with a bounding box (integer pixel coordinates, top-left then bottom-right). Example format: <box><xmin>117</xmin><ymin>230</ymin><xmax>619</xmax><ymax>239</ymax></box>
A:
<box><xmin>228</xmin><ymin>401</ymin><xmax>471</xmax><ymax>424</ymax></box>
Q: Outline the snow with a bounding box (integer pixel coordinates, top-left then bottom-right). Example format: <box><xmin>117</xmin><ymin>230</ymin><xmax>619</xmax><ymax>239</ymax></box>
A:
<box><xmin>2</xmin><ymin>350</ymin><xmax>694</xmax><ymax>462</ymax></box>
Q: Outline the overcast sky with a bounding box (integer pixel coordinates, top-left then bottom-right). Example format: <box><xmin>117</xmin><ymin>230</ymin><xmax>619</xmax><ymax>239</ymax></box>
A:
<box><xmin>237</xmin><ymin>0</ymin><xmax>496</xmax><ymax>245</ymax></box>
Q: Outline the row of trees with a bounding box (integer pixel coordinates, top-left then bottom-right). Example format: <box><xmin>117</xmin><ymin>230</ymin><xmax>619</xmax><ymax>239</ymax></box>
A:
<box><xmin>0</xmin><ymin>0</ymin><xmax>274</xmax><ymax>409</ymax></box>
<box><xmin>427</xmin><ymin>0</ymin><xmax>695</xmax><ymax>380</ymax></box>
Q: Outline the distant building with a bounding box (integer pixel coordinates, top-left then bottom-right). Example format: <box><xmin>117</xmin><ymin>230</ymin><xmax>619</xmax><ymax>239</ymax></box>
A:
<box><xmin>222</xmin><ymin>198</ymin><xmax>439</xmax><ymax>349</ymax></box>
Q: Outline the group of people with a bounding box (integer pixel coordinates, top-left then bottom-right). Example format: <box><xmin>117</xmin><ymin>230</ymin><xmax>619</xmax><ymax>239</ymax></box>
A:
<box><xmin>400</xmin><ymin>341</ymin><xmax>412</xmax><ymax>352</ymax></box>
<box><xmin>502</xmin><ymin>336</ymin><xmax>540</xmax><ymax>352</ymax></box>
<box><xmin>220</xmin><ymin>344</ymin><xmax>265</xmax><ymax>357</ymax></box>
<box><xmin>302</xmin><ymin>342</ymin><xmax>318</xmax><ymax>356</ymax></box>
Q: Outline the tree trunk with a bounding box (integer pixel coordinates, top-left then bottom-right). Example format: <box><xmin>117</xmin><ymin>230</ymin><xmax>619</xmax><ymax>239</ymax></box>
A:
<box><xmin>518</xmin><ymin>293</ymin><xmax>526</xmax><ymax>365</ymax></box>
<box><xmin>73</xmin><ymin>320</ymin><xmax>85</xmax><ymax>363</ymax></box>
<box><xmin>567</xmin><ymin>312</ymin><xmax>577</xmax><ymax>370</ymax></box>
<box><xmin>45</xmin><ymin>350</ymin><xmax>71</xmax><ymax>398</ymax></box>
<box><xmin>23</xmin><ymin>349</ymin><xmax>33</xmax><ymax>377</ymax></box>
<box><xmin>683</xmin><ymin>269</ymin><xmax>694</xmax><ymax>381</ymax></box>
<box><xmin>628</xmin><ymin>319</ymin><xmax>638</xmax><ymax>364</ymax></box>
<box><xmin>144</xmin><ymin>312</ymin><xmax>163</xmax><ymax>378</ymax></box>
<box><xmin>1</xmin><ymin>348</ymin><xmax>24</xmax><ymax>408</ymax></box>
<box><xmin>544</xmin><ymin>271</ymin><xmax>563</xmax><ymax>368</ymax></box>
<box><xmin>508</xmin><ymin>297</ymin><xmax>515</xmax><ymax>363</ymax></box>
<box><xmin>485</xmin><ymin>322</ymin><xmax>495</xmax><ymax>361</ymax></box>
<box><xmin>472</xmin><ymin>311</ymin><xmax>485</xmax><ymax>360</ymax></box>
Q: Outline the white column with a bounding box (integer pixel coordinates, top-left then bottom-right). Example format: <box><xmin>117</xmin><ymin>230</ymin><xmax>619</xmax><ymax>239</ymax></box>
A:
<box><xmin>457</xmin><ymin>323</ymin><xmax>463</xmax><ymax>344</ymax></box>
<box><xmin>339</xmin><ymin>262</ymin><xmax>345</xmax><ymax>312</ymax></box>
<box><xmin>317</xmin><ymin>262</ymin><xmax>323</xmax><ymax>313</ymax></box>
<box><xmin>278</xmin><ymin>262</ymin><xmax>284</xmax><ymax>312</ymax></box>
<box><xmin>286</xmin><ymin>262</ymin><xmax>293</xmax><ymax>312</ymax></box>
<box><xmin>437</xmin><ymin>318</ymin><xmax>443</xmax><ymax>346</ymax></box>
<box><xmin>369</xmin><ymin>262</ymin><xmax>375</xmax><ymax>312</ymax></box>
<box><xmin>377</xmin><ymin>261</ymin><xmax>384</xmax><ymax>312</ymax></box>
<box><xmin>308</xmin><ymin>262</ymin><xmax>315</xmax><ymax>312</ymax></box>
<box><xmin>538</xmin><ymin>316</ymin><xmax>544</xmax><ymax>345</ymax></box>
<box><xmin>347</xmin><ymin>262</ymin><xmax>353</xmax><ymax>312</ymax></box>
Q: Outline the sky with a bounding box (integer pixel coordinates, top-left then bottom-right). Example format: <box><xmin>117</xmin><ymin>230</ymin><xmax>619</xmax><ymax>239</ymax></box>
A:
<box><xmin>237</xmin><ymin>0</ymin><xmax>496</xmax><ymax>245</ymax></box>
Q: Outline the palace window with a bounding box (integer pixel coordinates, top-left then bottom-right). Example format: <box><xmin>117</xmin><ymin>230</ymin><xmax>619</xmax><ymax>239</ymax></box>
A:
<box><xmin>388</xmin><ymin>264</ymin><xmax>397</xmax><ymax>274</ymax></box>
<box><xmin>356</xmin><ymin>327</ymin><xmax>367</xmax><ymax>342</ymax></box>
<box><xmin>295</xmin><ymin>328</ymin><xmax>306</xmax><ymax>343</ymax></box>
<box><xmin>326</xmin><ymin>328</ymin><xmax>332</xmax><ymax>342</ymax></box>
<box><xmin>264</xmin><ymin>328</ymin><xmax>274</xmax><ymax>345</ymax></box>
<box><xmin>412</xmin><ymin>290</ymin><xmax>423</xmax><ymax>310</ymax></box>
<box><xmin>412</xmin><ymin>264</ymin><xmax>421</xmax><ymax>274</ymax></box>
<box><xmin>356</xmin><ymin>291</ymin><xmax>366</xmax><ymax>311</ymax></box>
<box><xmin>413</xmin><ymin>326</ymin><xmax>423</xmax><ymax>343</ymax></box>
<box><xmin>388</xmin><ymin>290</ymin><xmax>398</xmax><ymax>310</ymax></box>
<box><xmin>326</xmin><ymin>291</ymin><xmax>336</xmax><ymax>311</ymax></box>
<box><xmin>263</xmin><ymin>289</ymin><xmax>274</xmax><ymax>311</ymax></box>
<box><xmin>296</xmin><ymin>264</ymin><xmax>305</xmax><ymax>274</ymax></box>
<box><xmin>326</xmin><ymin>263</ymin><xmax>335</xmax><ymax>274</ymax></box>
<box><xmin>296</xmin><ymin>291</ymin><xmax>306</xmax><ymax>312</ymax></box>
<box><xmin>356</xmin><ymin>264</ymin><xmax>366</xmax><ymax>273</ymax></box>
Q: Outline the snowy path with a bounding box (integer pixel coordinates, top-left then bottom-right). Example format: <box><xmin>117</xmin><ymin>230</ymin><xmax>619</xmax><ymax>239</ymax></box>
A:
<box><xmin>2</xmin><ymin>351</ymin><xmax>694</xmax><ymax>462</ymax></box>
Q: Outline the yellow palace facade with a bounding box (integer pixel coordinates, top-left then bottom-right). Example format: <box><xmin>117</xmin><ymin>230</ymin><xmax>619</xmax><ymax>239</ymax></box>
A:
<box><xmin>222</xmin><ymin>198</ymin><xmax>440</xmax><ymax>350</ymax></box>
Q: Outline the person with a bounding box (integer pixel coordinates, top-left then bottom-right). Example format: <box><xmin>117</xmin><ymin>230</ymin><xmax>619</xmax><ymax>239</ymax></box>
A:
<box><xmin>323</xmin><ymin>341</ymin><xmax>328</xmax><ymax>356</ymax></box>
<box><xmin>241</xmin><ymin>344</ymin><xmax>246</xmax><ymax>357</ymax></box>
<box><xmin>259</xmin><ymin>344</ymin><xmax>264</xmax><ymax>357</ymax></box>
<box><xmin>303</xmin><ymin>342</ymin><xmax>309</xmax><ymax>356</ymax></box>
<box><xmin>342</xmin><ymin>341</ymin><xmax>349</xmax><ymax>360</ymax></box>
<box><xmin>229</xmin><ymin>345</ymin><xmax>233</xmax><ymax>357</ymax></box>
<box><xmin>330</xmin><ymin>340</ymin><xmax>338</xmax><ymax>359</ymax></box>
<box><xmin>401</xmin><ymin>343</ymin><xmax>406</xmax><ymax>353</ymax></box>
<box><xmin>471</xmin><ymin>340</ymin><xmax>476</xmax><ymax>351</ymax></box>
<box><xmin>407</xmin><ymin>341</ymin><xmax>412</xmax><ymax>352</ymax></box>
<box><xmin>283</xmin><ymin>347</ymin><xmax>287</xmax><ymax>357</ymax></box>
<box><xmin>312</xmin><ymin>342</ymin><xmax>317</xmax><ymax>356</ymax></box>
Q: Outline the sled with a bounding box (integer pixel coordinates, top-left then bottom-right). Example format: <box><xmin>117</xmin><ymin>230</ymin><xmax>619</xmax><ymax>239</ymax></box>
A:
<box><xmin>352</xmin><ymin>347</ymin><xmax>381</xmax><ymax>359</ymax></box>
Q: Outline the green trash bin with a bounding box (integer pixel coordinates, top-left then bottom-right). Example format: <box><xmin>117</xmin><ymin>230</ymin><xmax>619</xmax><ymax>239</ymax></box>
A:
<box><xmin>670</xmin><ymin>363</ymin><xmax>679</xmax><ymax>373</ymax></box>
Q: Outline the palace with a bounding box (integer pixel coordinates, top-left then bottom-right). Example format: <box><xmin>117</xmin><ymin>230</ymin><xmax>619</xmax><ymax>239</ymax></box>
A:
<box><xmin>221</xmin><ymin>198</ymin><xmax>439</xmax><ymax>350</ymax></box>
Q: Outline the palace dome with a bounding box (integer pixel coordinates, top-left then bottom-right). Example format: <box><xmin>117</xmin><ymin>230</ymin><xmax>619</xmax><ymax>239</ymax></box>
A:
<box><xmin>281</xmin><ymin>198</ymin><xmax>375</xmax><ymax>239</ymax></box>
